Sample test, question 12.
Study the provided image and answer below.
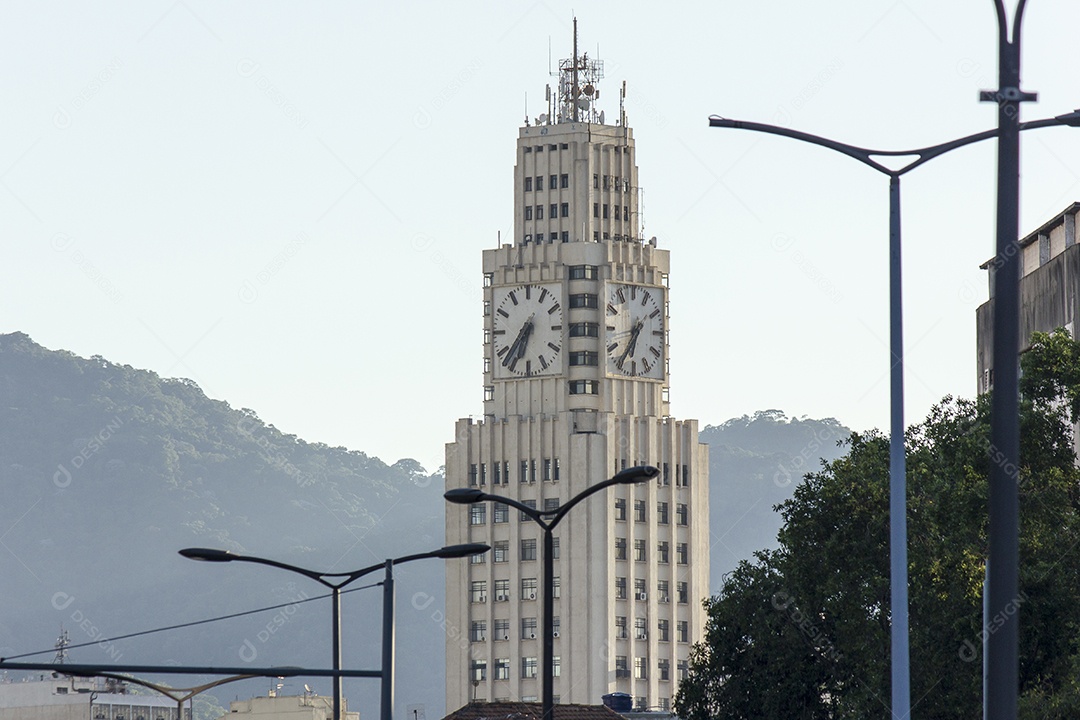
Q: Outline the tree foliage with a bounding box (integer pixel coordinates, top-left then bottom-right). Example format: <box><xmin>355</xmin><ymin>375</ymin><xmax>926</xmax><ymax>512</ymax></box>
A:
<box><xmin>676</xmin><ymin>330</ymin><xmax>1080</xmax><ymax>719</ymax></box>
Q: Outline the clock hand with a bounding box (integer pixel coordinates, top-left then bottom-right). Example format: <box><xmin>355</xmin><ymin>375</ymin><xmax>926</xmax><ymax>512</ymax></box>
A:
<box><xmin>502</xmin><ymin>315</ymin><xmax>535</xmax><ymax>367</ymax></box>
<box><xmin>618</xmin><ymin>320</ymin><xmax>644</xmax><ymax>366</ymax></box>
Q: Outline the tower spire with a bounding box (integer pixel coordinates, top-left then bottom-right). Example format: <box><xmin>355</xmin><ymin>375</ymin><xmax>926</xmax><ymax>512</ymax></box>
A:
<box><xmin>556</xmin><ymin>18</ymin><xmax>604</xmax><ymax>124</ymax></box>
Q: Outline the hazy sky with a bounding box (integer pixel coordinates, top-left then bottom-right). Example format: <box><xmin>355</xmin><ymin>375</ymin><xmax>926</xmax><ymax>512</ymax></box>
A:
<box><xmin>5</xmin><ymin>1</ymin><xmax>1079</xmax><ymax>472</ymax></box>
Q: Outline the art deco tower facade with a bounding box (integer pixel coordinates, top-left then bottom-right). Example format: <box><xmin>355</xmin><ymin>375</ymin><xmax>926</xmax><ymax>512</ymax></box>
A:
<box><xmin>445</xmin><ymin>35</ymin><xmax>708</xmax><ymax>713</ymax></box>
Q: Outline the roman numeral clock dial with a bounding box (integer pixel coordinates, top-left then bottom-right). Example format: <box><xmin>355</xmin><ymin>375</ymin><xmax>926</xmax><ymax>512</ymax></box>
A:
<box><xmin>492</xmin><ymin>284</ymin><xmax>563</xmax><ymax>378</ymax></box>
<box><xmin>606</xmin><ymin>283</ymin><xmax>665</xmax><ymax>379</ymax></box>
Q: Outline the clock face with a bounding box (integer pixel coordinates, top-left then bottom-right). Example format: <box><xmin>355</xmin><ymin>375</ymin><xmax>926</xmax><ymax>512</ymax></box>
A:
<box><xmin>606</xmin><ymin>284</ymin><xmax>665</xmax><ymax>379</ymax></box>
<box><xmin>492</xmin><ymin>284</ymin><xmax>563</xmax><ymax>378</ymax></box>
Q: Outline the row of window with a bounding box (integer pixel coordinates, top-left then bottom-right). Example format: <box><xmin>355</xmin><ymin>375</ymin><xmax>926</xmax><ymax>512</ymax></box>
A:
<box><xmin>469</xmin><ymin>537</ymin><xmax>562</xmax><ymax>564</ymax></box>
<box><xmin>471</xmin><ymin>656</ymin><xmax>685</xmax><ymax>684</ymax></box>
<box><xmin>614</xmin><ymin>539</ymin><xmax>689</xmax><ymax>564</ymax></box>
<box><xmin>521</xmin><ymin>232</ymin><xmax>641</xmax><ymax>244</ymax></box>
<box><xmin>470</xmin><ymin>577</ymin><xmax>690</xmax><ymax>604</ymax></box>
<box><xmin>470</xmin><ymin>577</ymin><xmax>562</xmax><ymax>603</ymax></box>
<box><xmin>523</xmin><ymin>174</ymin><xmax>570</xmax><ymax>191</ymax></box>
<box><xmin>614</xmin><ymin>616</ymin><xmax>686</xmax><ymax>642</ymax></box>
<box><xmin>470</xmin><ymin>615</ymin><xmax>562</xmax><ymax>642</ymax></box>
<box><xmin>468</xmin><ymin>460</ymin><xmax>560</xmax><ymax>487</ymax></box>
<box><xmin>524</xmin><ymin>203</ymin><xmax>570</xmax><ymax>220</ymax></box>
<box><xmin>523</xmin><ymin>143</ymin><xmax>569</xmax><ymax>154</ymax></box>
<box><xmin>614</xmin><ymin>656</ymin><xmax>688</xmax><ymax>682</ymax></box>
<box><xmin>616</xmin><ymin>578</ymin><xmax>690</xmax><ymax>604</ymax></box>
<box><xmin>614</xmin><ymin>499</ymin><xmax>689</xmax><ymax>525</ymax></box>
<box><xmin>593</xmin><ymin>203</ymin><xmax>630</xmax><ymax>221</ymax></box>
<box><xmin>471</xmin><ymin>655</ymin><xmax>556</xmax><ymax>681</ymax></box>
<box><xmin>594</xmin><ymin>173</ymin><xmax>632</xmax><ymax>193</ymax></box>
<box><xmin>615</xmin><ymin>460</ymin><xmax>692</xmax><ymax>487</ymax></box>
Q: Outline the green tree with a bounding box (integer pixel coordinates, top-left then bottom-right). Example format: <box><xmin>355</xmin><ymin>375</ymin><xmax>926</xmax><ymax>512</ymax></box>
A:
<box><xmin>676</xmin><ymin>330</ymin><xmax>1080</xmax><ymax>719</ymax></box>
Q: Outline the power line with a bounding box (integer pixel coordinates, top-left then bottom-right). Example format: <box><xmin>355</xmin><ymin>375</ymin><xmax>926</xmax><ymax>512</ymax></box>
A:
<box><xmin>2</xmin><ymin>581</ymin><xmax>381</xmax><ymax>661</ymax></box>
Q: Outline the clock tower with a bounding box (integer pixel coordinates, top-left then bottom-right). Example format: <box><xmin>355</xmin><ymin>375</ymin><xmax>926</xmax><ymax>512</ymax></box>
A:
<box><xmin>445</xmin><ymin>27</ymin><xmax>708</xmax><ymax>713</ymax></box>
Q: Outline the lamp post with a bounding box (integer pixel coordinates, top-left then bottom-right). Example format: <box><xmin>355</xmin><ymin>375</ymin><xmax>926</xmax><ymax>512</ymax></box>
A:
<box><xmin>445</xmin><ymin>464</ymin><xmax>660</xmax><ymax>720</ymax></box>
<box><xmin>708</xmin><ymin>109</ymin><xmax>1080</xmax><ymax>719</ymax></box>
<box><xmin>66</xmin><ymin>671</ymin><xmax>256</xmax><ymax>720</ymax></box>
<box><xmin>179</xmin><ymin>543</ymin><xmax>489</xmax><ymax>720</ymax></box>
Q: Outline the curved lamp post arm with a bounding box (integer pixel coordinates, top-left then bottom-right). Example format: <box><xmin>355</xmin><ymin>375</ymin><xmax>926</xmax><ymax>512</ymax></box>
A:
<box><xmin>179</xmin><ymin>548</ymin><xmax>334</xmax><ymax>588</ymax></box>
<box><xmin>549</xmin><ymin>465</ymin><xmax>659</xmax><ymax>529</ymax></box>
<box><xmin>444</xmin><ymin>489</ymin><xmax>545</xmax><ymax>525</ymax></box>
<box><xmin>709</xmin><ymin>112</ymin><xmax>1080</xmax><ymax>178</ymax></box>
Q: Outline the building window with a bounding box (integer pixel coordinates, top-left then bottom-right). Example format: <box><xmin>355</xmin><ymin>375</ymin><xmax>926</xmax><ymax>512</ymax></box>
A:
<box><xmin>561</xmin><ymin>231</ymin><xmax>569</xmax><ymax>242</ymax></box>
<box><xmin>494</xmin><ymin>618</ymin><xmax>510</xmax><ymax>640</ymax></box>
<box><xmin>569</xmin><ymin>351</ymin><xmax>599</xmax><ymax>366</ymax></box>
<box><xmin>553</xmin><ymin>575</ymin><xmax>561</xmax><ymax>598</ymax></box>
<box><xmin>560</xmin><ymin>202</ymin><xmax>569</xmax><ymax>217</ymax></box>
<box><xmin>494</xmin><ymin>502</ymin><xmax>509</xmax><ymax>523</ymax></box>
<box><xmin>635</xmin><ymin>617</ymin><xmax>648</xmax><ymax>640</ymax></box>
<box><xmin>615</xmin><ymin>616</ymin><xmax>628</xmax><ymax>639</ymax></box>
<box><xmin>543</xmin><ymin>497</ymin><xmax>560</xmax><ymax>513</ymax></box>
<box><xmin>522</xmin><ymin>656</ymin><xmax>538</xmax><ymax>678</ymax></box>
<box><xmin>568</xmin><ymin>380</ymin><xmax>599</xmax><ymax>395</ymax></box>
<box><xmin>495</xmin><ymin>579</ymin><xmax>510</xmax><ymax>602</ymax></box>
<box><xmin>535</xmin><ymin>175</ymin><xmax>543</xmax><ymax>190</ymax></box>
<box><xmin>554</xmin><ymin>458</ymin><xmax>560</xmax><ymax>481</ymax></box>
<box><xmin>677</xmin><ymin>543</ymin><xmax>689</xmax><ymax>565</ymax></box>
<box><xmin>634</xmin><ymin>539</ymin><xmax>647</xmax><ymax>562</ymax></box>
<box><xmin>470</xmin><ymin>504</ymin><xmax>486</xmax><ymax>525</ymax></box>
<box><xmin>623</xmin><ymin>205</ymin><xmax>629</xmax><ymax>220</ymax></box>
<box><xmin>662</xmin><ymin>462</ymin><xmax>670</xmax><ymax>485</ymax></box>
<box><xmin>524</xmin><ymin>176</ymin><xmax>533</xmax><ymax>191</ymax></box>
<box><xmin>677</xmin><ymin>581</ymin><xmax>688</xmax><ymax>604</ymax></box>
<box><xmin>593</xmin><ymin>173</ymin><xmax>599</xmax><ymax>189</ymax></box>
<box><xmin>635</xmin><ymin>578</ymin><xmax>647</xmax><ymax>600</ymax></box>
<box><xmin>569</xmin><ymin>293</ymin><xmax>598</xmax><ymax>308</ymax></box>
<box><xmin>634</xmin><ymin>657</ymin><xmax>647</xmax><ymax>679</ymax></box>
<box><xmin>469</xmin><ymin>464</ymin><xmax>478</xmax><ymax>486</ymax></box>
<box><xmin>657</xmin><ymin>501</ymin><xmax>669</xmax><ymax>525</ymax></box>
<box><xmin>549</xmin><ymin>232</ymin><xmax>558</xmax><ymax>242</ymax></box>
<box><xmin>521</xmin><ymin>538</ymin><xmax>537</xmax><ymax>561</ymax></box>
<box><xmin>520</xmin><ymin>460</ymin><xmax>529</xmax><ymax>483</ymax></box>
<box><xmin>480</xmin><ymin>463</ymin><xmax>487</xmax><ymax>485</ymax></box>
<box><xmin>484</xmin><ymin>385</ymin><xmax>495</xmax><ymax>401</ymax></box>
<box><xmin>550</xmin><ymin>203</ymin><xmax>558</xmax><ymax>219</ymax></box>
<box><xmin>495</xmin><ymin>657</ymin><xmax>510</xmax><ymax>680</ymax></box>
<box><xmin>525</xmin><ymin>206</ymin><xmax>533</xmax><ymax>220</ymax></box>
<box><xmin>568</xmin><ymin>264</ymin><xmax>599</xmax><ymax>280</ymax></box>
<box><xmin>614</xmin><ymin>498</ymin><xmax>626</xmax><ymax>521</ymax></box>
<box><xmin>603</xmin><ymin>204</ymin><xmax>609</xmax><ymax>219</ymax></box>
<box><xmin>676</xmin><ymin>502</ymin><xmax>688</xmax><ymax>526</ymax></box>
<box><xmin>615</xmin><ymin>577</ymin><xmax>627</xmax><ymax>600</ymax></box>
<box><xmin>634</xmin><ymin>500</ymin><xmax>646</xmax><ymax>522</ymax></box>
<box><xmin>553</xmin><ymin>655</ymin><xmax>561</xmax><ymax>677</ymax></box>
<box><xmin>679</xmin><ymin>464</ymin><xmax>690</xmax><ymax>487</ymax></box>
<box><xmin>560</xmin><ymin>173</ymin><xmax>569</xmax><ymax>188</ymax></box>
<box><xmin>678</xmin><ymin>660</ymin><xmax>689</xmax><ymax>680</ymax></box>
<box><xmin>536</xmin><ymin>205</ymin><xmax>544</xmax><ymax>220</ymax></box>
<box><xmin>522</xmin><ymin>617</ymin><xmax>538</xmax><ymax>639</ymax></box>
<box><xmin>615</xmin><ymin>656</ymin><xmax>629</xmax><ymax>678</ymax></box>
<box><xmin>494</xmin><ymin>540</ymin><xmax>509</xmax><ymax>562</ymax></box>
<box><xmin>658</xmin><ymin>580</ymin><xmax>670</xmax><ymax>603</ymax></box>
<box><xmin>471</xmin><ymin>551</ymin><xmax>485</xmax><ymax>565</ymax></box>
<box><xmin>658</xmin><ymin>658</ymin><xmax>670</xmax><ymax>680</ymax></box>
<box><xmin>615</xmin><ymin>538</ymin><xmax>627</xmax><ymax>560</ymax></box>
<box><xmin>522</xmin><ymin>577</ymin><xmax>538</xmax><ymax>600</ymax></box>
<box><xmin>569</xmin><ymin>322</ymin><xmax>599</xmax><ymax>337</ymax></box>
<box><xmin>677</xmin><ymin>621</ymin><xmax>689</xmax><ymax>643</ymax></box>
<box><xmin>543</xmin><ymin>459</ymin><xmax>552</xmax><ymax>482</ymax></box>
<box><xmin>658</xmin><ymin>619</ymin><xmax>670</xmax><ymax>642</ymax></box>
<box><xmin>471</xmin><ymin>621</ymin><xmax>487</xmax><ymax>642</ymax></box>
<box><xmin>549</xmin><ymin>174</ymin><xmax>557</xmax><ymax>189</ymax></box>
<box><xmin>657</xmin><ymin>541</ymin><xmax>669</xmax><ymax>564</ymax></box>
<box><xmin>471</xmin><ymin>581</ymin><xmax>487</xmax><ymax>603</ymax></box>
<box><xmin>530</xmin><ymin>459</ymin><xmax>537</xmax><ymax>482</ymax></box>
<box><xmin>593</xmin><ymin>202</ymin><xmax>599</xmax><ymax>218</ymax></box>
<box><xmin>520</xmin><ymin>498</ymin><xmax>536</xmax><ymax>520</ymax></box>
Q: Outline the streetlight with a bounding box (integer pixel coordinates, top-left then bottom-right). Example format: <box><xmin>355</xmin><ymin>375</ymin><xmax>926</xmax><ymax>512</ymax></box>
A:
<box><xmin>708</xmin><ymin>109</ymin><xmax>1080</xmax><ymax>718</ymax></box>
<box><xmin>179</xmin><ymin>543</ymin><xmax>489</xmax><ymax>720</ymax></box>
<box><xmin>64</xmin><ymin>670</ymin><xmax>256</xmax><ymax>720</ymax></box>
<box><xmin>445</xmin><ymin>464</ymin><xmax>660</xmax><ymax>720</ymax></box>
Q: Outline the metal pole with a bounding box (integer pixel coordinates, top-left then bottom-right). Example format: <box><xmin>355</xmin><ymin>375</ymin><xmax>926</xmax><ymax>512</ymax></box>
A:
<box><xmin>332</xmin><ymin>586</ymin><xmax>342</xmax><ymax>720</ymax></box>
<box><xmin>986</xmin><ymin>3</ymin><xmax>1027</xmax><ymax>715</ymax></box>
<box><xmin>381</xmin><ymin>559</ymin><xmax>395</xmax><ymax>720</ymax></box>
<box><xmin>887</xmin><ymin>174</ymin><xmax>911</xmax><ymax>718</ymax></box>
<box><xmin>541</xmin><ymin>527</ymin><xmax>555</xmax><ymax>720</ymax></box>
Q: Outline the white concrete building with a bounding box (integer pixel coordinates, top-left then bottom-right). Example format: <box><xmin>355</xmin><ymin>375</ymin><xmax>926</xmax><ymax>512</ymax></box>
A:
<box><xmin>444</xmin><ymin>27</ymin><xmax>709</xmax><ymax>714</ymax></box>
<box><xmin>0</xmin><ymin>676</ymin><xmax>182</xmax><ymax>720</ymax></box>
<box><xmin>217</xmin><ymin>694</ymin><xmax>357</xmax><ymax>720</ymax></box>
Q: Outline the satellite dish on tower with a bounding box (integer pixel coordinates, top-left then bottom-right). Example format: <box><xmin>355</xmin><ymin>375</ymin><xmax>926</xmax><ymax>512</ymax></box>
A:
<box><xmin>583</xmin><ymin>84</ymin><xmax>595</xmax><ymax>96</ymax></box>
<box><xmin>576</xmin><ymin>97</ymin><xmax>590</xmax><ymax>111</ymax></box>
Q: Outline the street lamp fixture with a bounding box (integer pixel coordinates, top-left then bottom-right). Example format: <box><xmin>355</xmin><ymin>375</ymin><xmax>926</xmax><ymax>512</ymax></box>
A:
<box><xmin>180</xmin><ymin>543</ymin><xmax>488</xmax><ymax>720</ymax></box>
<box><xmin>446</xmin><ymin>464</ymin><xmax>659</xmax><ymax>720</ymax></box>
<box><xmin>710</xmin><ymin>105</ymin><xmax>1078</xmax><ymax>720</ymax></box>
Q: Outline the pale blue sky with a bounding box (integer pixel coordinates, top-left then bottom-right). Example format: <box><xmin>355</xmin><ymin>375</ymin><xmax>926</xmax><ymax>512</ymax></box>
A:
<box><xmin>5</xmin><ymin>1</ymin><xmax>1079</xmax><ymax>472</ymax></box>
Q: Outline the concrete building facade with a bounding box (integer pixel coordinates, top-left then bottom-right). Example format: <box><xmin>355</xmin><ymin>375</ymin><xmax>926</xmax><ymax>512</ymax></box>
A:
<box><xmin>0</xmin><ymin>676</ymin><xmax>183</xmax><ymax>720</ymax></box>
<box><xmin>444</xmin><ymin>34</ymin><xmax>709</xmax><ymax>713</ymax></box>
<box><xmin>217</xmin><ymin>695</ymin><xmax>358</xmax><ymax>720</ymax></box>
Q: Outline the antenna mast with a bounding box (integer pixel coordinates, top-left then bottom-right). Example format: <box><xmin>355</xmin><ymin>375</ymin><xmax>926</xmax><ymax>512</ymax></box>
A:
<box><xmin>53</xmin><ymin>626</ymin><xmax>70</xmax><ymax>664</ymax></box>
<box><xmin>555</xmin><ymin>18</ymin><xmax>604</xmax><ymax>125</ymax></box>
